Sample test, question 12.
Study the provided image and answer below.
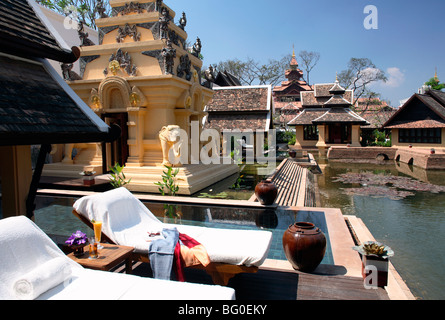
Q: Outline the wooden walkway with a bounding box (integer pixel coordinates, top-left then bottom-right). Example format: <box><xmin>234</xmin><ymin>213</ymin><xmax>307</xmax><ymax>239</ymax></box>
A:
<box><xmin>127</xmin><ymin>262</ymin><xmax>389</xmax><ymax>300</ymax></box>
<box><xmin>250</xmin><ymin>158</ymin><xmax>314</xmax><ymax>207</ymax></box>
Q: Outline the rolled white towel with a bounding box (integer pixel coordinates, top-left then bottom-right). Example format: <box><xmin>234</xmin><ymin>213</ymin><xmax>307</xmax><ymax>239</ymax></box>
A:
<box><xmin>13</xmin><ymin>257</ymin><xmax>73</xmax><ymax>300</ymax></box>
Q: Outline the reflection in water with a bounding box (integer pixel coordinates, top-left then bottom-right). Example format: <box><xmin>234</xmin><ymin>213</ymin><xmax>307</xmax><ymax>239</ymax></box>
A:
<box><xmin>316</xmin><ymin>156</ymin><xmax>445</xmax><ymax>300</ymax></box>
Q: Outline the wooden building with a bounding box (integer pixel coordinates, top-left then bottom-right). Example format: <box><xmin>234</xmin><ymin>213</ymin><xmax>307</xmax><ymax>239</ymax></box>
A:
<box><xmin>273</xmin><ymin>50</ymin><xmax>312</xmax><ymax>127</ymax></box>
<box><xmin>204</xmin><ymin>85</ymin><xmax>274</xmax><ymax>132</ymax></box>
<box><xmin>288</xmin><ymin>78</ymin><xmax>368</xmax><ymax>149</ymax></box>
<box><xmin>384</xmin><ymin>89</ymin><xmax>445</xmax><ymax>149</ymax></box>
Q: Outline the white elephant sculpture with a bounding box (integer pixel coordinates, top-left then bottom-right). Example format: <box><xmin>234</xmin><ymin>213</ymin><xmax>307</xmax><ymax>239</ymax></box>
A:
<box><xmin>159</xmin><ymin>125</ymin><xmax>185</xmax><ymax>166</ymax></box>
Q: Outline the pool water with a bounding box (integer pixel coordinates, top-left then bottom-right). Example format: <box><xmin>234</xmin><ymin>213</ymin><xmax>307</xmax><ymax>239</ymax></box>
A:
<box><xmin>34</xmin><ymin>195</ymin><xmax>334</xmax><ymax>265</ymax></box>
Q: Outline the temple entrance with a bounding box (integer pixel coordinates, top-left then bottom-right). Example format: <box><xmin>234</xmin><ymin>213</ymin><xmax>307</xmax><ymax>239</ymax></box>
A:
<box><xmin>327</xmin><ymin>124</ymin><xmax>351</xmax><ymax>144</ymax></box>
<box><xmin>102</xmin><ymin>113</ymin><xmax>128</xmax><ymax>172</ymax></box>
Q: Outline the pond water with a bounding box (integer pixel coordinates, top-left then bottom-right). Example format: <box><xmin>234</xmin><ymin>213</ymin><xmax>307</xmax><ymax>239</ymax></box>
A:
<box><xmin>191</xmin><ymin>163</ymin><xmax>279</xmax><ymax>200</ymax></box>
<box><xmin>315</xmin><ymin>155</ymin><xmax>445</xmax><ymax>300</ymax></box>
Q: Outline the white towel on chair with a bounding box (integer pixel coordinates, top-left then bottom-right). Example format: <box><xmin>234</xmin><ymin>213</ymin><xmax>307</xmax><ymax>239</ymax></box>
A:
<box><xmin>13</xmin><ymin>257</ymin><xmax>72</xmax><ymax>300</ymax></box>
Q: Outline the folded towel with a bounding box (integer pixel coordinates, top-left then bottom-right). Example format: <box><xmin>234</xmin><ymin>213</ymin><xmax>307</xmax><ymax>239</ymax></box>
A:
<box><xmin>13</xmin><ymin>257</ymin><xmax>72</xmax><ymax>300</ymax></box>
<box><xmin>149</xmin><ymin>228</ymin><xmax>179</xmax><ymax>280</ymax></box>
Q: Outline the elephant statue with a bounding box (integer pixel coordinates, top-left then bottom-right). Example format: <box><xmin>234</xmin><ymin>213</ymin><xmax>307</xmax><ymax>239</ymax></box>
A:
<box><xmin>159</xmin><ymin>125</ymin><xmax>184</xmax><ymax>166</ymax></box>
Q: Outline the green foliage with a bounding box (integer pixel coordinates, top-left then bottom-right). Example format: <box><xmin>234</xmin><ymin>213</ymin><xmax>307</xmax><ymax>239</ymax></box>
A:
<box><xmin>277</xmin><ymin>130</ymin><xmax>296</xmax><ymax>144</ymax></box>
<box><xmin>425</xmin><ymin>78</ymin><xmax>445</xmax><ymax>91</ymax></box>
<box><xmin>370</xmin><ymin>129</ymin><xmax>391</xmax><ymax>147</ymax></box>
<box><xmin>36</xmin><ymin>0</ymin><xmax>111</xmax><ymax>28</ymax></box>
<box><xmin>108</xmin><ymin>163</ymin><xmax>131</xmax><ymax>188</ymax></box>
<box><xmin>154</xmin><ymin>165</ymin><xmax>180</xmax><ymax>196</ymax></box>
<box><xmin>287</xmin><ymin>134</ymin><xmax>296</xmax><ymax>146</ymax></box>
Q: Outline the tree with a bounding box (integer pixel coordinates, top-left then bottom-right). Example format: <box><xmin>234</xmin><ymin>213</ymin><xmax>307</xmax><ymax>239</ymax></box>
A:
<box><xmin>424</xmin><ymin>77</ymin><xmax>445</xmax><ymax>91</ymax></box>
<box><xmin>211</xmin><ymin>55</ymin><xmax>290</xmax><ymax>87</ymax></box>
<box><xmin>338</xmin><ymin>58</ymin><xmax>387</xmax><ymax>105</ymax></box>
<box><xmin>298</xmin><ymin>50</ymin><xmax>320</xmax><ymax>86</ymax></box>
<box><xmin>36</xmin><ymin>0</ymin><xmax>111</xmax><ymax>29</ymax></box>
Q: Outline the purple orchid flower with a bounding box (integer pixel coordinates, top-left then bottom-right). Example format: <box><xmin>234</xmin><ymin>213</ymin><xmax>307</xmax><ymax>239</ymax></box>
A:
<box><xmin>65</xmin><ymin>230</ymin><xmax>88</xmax><ymax>246</ymax></box>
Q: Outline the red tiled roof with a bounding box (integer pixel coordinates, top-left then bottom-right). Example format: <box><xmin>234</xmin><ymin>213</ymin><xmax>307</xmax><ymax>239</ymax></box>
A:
<box><xmin>385</xmin><ymin>119</ymin><xmax>445</xmax><ymax>129</ymax></box>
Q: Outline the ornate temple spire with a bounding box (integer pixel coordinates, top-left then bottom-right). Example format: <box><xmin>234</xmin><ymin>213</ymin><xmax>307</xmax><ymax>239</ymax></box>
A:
<box><xmin>290</xmin><ymin>45</ymin><xmax>298</xmax><ymax>70</ymax></box>
<box><xmin>329</xmin><ymin>73</ymin><xmax>346</xmax><ymax>95</ymax></box>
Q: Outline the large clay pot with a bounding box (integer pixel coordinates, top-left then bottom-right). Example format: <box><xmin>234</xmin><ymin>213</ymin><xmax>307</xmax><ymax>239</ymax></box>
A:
<box><xmin>282</xmin><ymin>222</ymin><xmax>327</xmax><ymax>272</ymax></box>
<box><xmin>255</xmin><ymin>180</ymin><xmax>278</xmax><ymax>205</ymax></box>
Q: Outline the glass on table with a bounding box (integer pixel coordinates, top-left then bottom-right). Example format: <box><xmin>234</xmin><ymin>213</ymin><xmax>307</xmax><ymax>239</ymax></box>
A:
<box><xmin>93</xmin><ymin>220</ymin><xmax>104</xmax><ymax>250</ymax></box>
<box><xmin>88</xmin><ymin>237</ymin><xmax>98</xmax><ymax>260</ymax></box>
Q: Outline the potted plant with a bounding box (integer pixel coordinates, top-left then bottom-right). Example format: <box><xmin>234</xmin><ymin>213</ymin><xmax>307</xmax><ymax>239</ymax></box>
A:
<box><xmin>65</xmin><ymin>231</ymin><xmax>88</xmax><ymax>257</ymax></box>
<box><xmin>353</xmin><ymin>241</ymin><xmax>394</xmax><ymax>288</ymax></box>
<box><xmin>80</xmin><ymin>170</ymin><xmax>96</xmax><ymax>186</ymax></box>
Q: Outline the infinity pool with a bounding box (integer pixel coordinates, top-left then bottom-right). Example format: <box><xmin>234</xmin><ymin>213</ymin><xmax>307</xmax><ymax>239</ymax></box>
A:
<box><xmin>34</xmin><ymin>195</ymin><xmax>334</xmax><ymax>265</ymax></box>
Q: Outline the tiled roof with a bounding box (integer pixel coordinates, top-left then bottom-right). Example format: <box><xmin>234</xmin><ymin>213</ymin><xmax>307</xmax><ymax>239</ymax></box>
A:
<box><xmin>273</xmin><ymin>81</ymin><xmax>312</xmax><ymax>94</ymax></box>
<box><xmin>359</xmin><ymin>110</ymin><xmax>397</xmax><ymax>129</ymax></box>
<box><xmin>205</xmin><ymin>86</ymin><xmax>272</xmax><ymax>131</ymax></box>
<box><xmin>0</xmin><ymin>55</ymin><xmax>115</xmax><ymax>145</ymax></box>
<box><xmin>206</xmin><ymin>87</ymin><xmax>271</xmax><ymax>112</ymax></box>
<box><xmin>301</xmin><ymin>85</ymin><xmax>353</xmax><ymax>107</ymax></box>
<box><xmin>0</xmin><ymin>2</ymin><xmax>117</xmax><ymax>146</ymax></box>
<box><xmin>288</xmin><ymin>109</ymin><xmax>327</xmax><ymax>125</ymax></box>
<box><xmin>312</xmin><ymin>108</ymin><xmax>368</xmax><ymax>125</ymax></box>
<box><xmin>314</xmin><ymin>84</ymin><xmax>334</xmax><ymax>97</ymax></box>
<box><xmin>0</xmin><ymin>0</ymin><xmax>77</xmax><ymax>63</ymax></box>
<box><xmin>323</xmin><ymin>94</ymin><xmax>352</xmax><ymax>108</ymax></box>
<box><xmin>214</xmin><ymin>71</ymin><xmax>242</xmax><ymax>87</ymax></box>
<box><xmin>384</xmin><ymin>90</ymin><xmax>445</xmax><ymax>129</ymax></box>
<box><xmin>205</xmin><ymin>114</ymin><xmax>269</xmax><ymax>132</ymax></box>
<box><xmin>385</xmin><ymin>119</ymin><xmax>445</xmax><ymax>129</ymax></box>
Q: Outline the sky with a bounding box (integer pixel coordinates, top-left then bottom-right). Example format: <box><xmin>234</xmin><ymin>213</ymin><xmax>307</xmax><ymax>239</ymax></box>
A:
<box><xmin>166</xmin><ymin>0</ymin><xmax>445</xmax><ymax>107</ymax></box>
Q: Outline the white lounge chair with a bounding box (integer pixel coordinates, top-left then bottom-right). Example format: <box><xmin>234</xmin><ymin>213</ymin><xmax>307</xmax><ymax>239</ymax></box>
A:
<box><xmin>72</xmin><ymin>187</ymin><xmax>273</xmax><ymax>285</ymax></box>
<box><xmin>0</xmin><ymin>216</ymin><xmax>235</xmax><ymax>300</ymax></box>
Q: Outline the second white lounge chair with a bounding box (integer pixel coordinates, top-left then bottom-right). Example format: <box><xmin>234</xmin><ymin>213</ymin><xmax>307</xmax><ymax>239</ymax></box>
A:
<box><xmin>0</xmin><ymin>216</ymin><xmax>235</xmax><ymax>300</ymax></box>
<box><xmin>72</xmin><ymin>187</ymin><xmax>273</xmax><ymax>285</ymax></box>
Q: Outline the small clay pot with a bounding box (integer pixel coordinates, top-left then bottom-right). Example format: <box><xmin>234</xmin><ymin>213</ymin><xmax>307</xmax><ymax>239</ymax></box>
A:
<box><xmin>255</xmin><ymin>180</ymin><xmax>278</xmax><ymax>205</ymax></box>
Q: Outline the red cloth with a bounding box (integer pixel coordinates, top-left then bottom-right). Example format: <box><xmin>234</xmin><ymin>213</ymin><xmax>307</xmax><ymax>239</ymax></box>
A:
<box><xmin>174</xmin><ymin>233</ymin><xmax>209</xmax><ymax>282</ymax></box>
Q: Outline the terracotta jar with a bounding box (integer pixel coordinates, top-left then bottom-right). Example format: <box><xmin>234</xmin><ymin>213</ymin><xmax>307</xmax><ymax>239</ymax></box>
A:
<box><xmin>282</xmin><ymin>222</ymin><xmax>327</xmax><ymax>272</ymax></box>
<box><xmin>255</xmin><ymin>180</ymin><xmax>278</xmax><ymax>205</ymax></box>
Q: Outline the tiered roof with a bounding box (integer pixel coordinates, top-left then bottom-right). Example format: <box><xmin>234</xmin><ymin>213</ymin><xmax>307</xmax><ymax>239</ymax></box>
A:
<box><xmin>289</xmin><ymin>77</ymin><xmax>368</xmax><ymax>126</ymax></box>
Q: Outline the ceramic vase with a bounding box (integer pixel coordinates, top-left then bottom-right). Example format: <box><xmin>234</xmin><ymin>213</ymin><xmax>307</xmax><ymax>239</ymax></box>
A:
<box><xmin>255</xmin><ymin>180</ymin><xmax>278</xmax><ymax>205</ymax></box>
<box><xmin>282</xmin><ymin>222</ymin><xmax>326</xmax><ymax>272</ymax></box>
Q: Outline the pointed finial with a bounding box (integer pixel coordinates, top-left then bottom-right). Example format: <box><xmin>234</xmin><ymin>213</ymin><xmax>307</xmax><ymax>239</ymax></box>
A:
<box><xmin>336</xmin><ymin>72</ymin><xmax>338</xmax><ymax>82</ymax></box>
<box><xmin>435</xmin><ymin>67</ymin><xmax>438</xmax><ymax>81</ymax></box>
<box><xmin>292</xmin><ymin>44</ymin><xmax>295</xmax><ymax>57</ymax></box>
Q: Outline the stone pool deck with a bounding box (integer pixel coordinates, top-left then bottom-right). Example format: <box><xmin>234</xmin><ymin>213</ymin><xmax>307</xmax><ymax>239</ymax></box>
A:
<box><xmin>37</xmin><ymin>188</ymin><xmax>415</xmax><ymax>300</ymax></box>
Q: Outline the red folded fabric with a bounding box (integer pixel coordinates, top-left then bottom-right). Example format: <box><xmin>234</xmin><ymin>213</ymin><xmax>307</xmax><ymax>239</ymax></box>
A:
<box><xmin>174</xmin><ymin>233</ymin><xmax>210</xmax><ymax>282</ymax></box>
